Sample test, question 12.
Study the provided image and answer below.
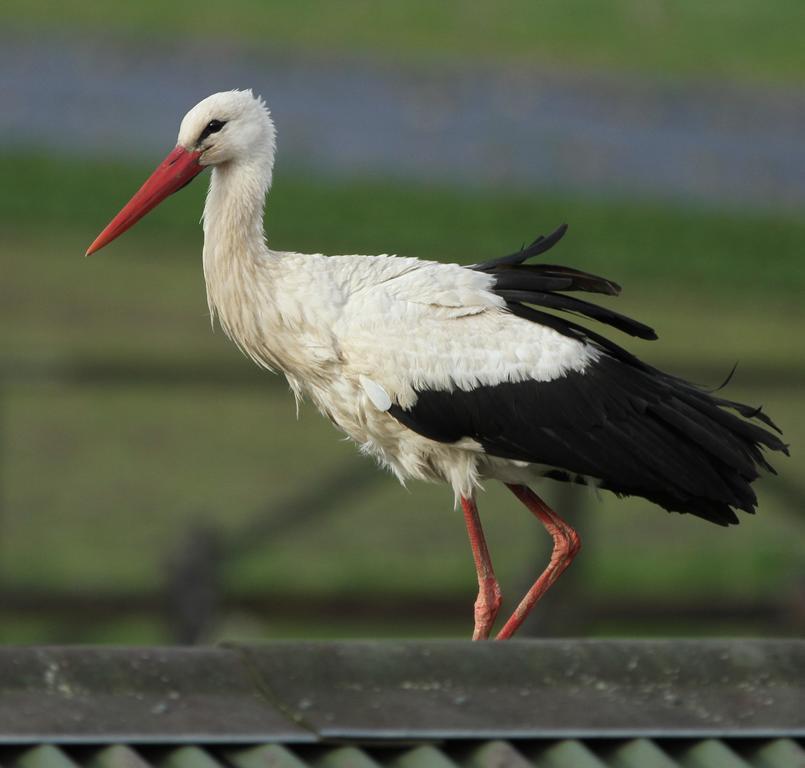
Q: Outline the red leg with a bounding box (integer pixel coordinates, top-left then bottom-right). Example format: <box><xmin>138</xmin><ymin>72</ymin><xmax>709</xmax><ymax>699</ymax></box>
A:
<box><xmin>460</xmin><ymin>495</ymin><xmax>502</xmax><ymax>640</ymax></box>
<box><xmin>496</xmin><ymin>484</ymin><xmax>581</xmax><ymax>640</ymax></box>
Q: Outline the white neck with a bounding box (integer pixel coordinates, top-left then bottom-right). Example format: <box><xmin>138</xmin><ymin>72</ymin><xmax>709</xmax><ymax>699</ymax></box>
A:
<box><xmin>201</xmin><ymin>151</ymin><xmax>278</xmax><ymax>368</ymax></box>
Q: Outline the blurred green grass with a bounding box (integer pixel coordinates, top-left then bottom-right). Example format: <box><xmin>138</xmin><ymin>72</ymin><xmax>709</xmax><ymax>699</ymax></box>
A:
<box><xmin>0</xmin><ymin>150</ymin><xmax>802</xmax><ymax>642</ymax></box>
<box><xmin>2</xmin><ymin>152</ymin><xmax>804</xmax><ymax>367</ymax></box>
<box><xmin>4</xmin><ymin>152</ymin><xmax>805</xmax><ymax>290</ymax></box>
<box><xmin>5</xmin><ymin>1</ymin><xmax>805</xmax><ymax>84</ymax></box>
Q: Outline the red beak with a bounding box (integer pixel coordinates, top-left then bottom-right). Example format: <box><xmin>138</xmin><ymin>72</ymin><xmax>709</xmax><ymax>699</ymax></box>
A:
<box><xmin>86</xmin><ymin>146</ymin><xmax>204</xmax><ymax>255</ymax></box>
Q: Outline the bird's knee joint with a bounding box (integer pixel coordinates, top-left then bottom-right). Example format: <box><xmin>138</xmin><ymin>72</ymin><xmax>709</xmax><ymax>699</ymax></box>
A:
<box><xmin>475</xmin><ymin>578</ymin><xmax>502</xmax><ymax>618</ymax></box>
<box><xmin>550</xmin><ymin>527</ymin><xmax>581</xmax><ymax>563</ymax></box>
<box><xmin>490</xmin><ymin>588</ymin><xmax>502</xmax><ymax>614</ymax></box>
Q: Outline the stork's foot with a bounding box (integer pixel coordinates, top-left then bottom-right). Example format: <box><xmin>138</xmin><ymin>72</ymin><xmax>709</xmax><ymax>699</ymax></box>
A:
<box><xmin>473</xmin><ymin>576</ymin><xmax>502</xmax><ymax>640</ymax></box>
<box><xmin>496</xmin><ymin>484</ymin><xmax>581</xmax><ymax>640</ymax></box>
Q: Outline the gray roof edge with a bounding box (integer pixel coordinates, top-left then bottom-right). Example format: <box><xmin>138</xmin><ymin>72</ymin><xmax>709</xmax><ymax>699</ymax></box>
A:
<box><xmin>0</xmin><ymin>639</ymin><xmax>802</xmax><ymax>742</ymax></box>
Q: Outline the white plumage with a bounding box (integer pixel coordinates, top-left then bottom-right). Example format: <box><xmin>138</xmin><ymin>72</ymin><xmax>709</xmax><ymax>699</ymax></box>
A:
<box><xmin>184</xmin><ymin>91</ymin><xmax>598</xmax><ymax>501</ymax></box>
<box><xmin>87</xmin><ymin>89</ymin><xmax>785</xmax><ymax>640</ymax></box>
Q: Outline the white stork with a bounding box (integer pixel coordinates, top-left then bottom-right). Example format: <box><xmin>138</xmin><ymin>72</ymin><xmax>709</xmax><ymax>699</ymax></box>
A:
<box><xmin>87</xmin><ymin>90</ymin><xmax>787</xmax><ymax>640</ymax></box>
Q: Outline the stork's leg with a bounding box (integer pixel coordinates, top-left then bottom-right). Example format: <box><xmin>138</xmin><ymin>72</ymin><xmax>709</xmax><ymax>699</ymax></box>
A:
<box><xmin>460</xmin><ymin>495</ymin><xmax>502</xmax><ymax>640</ymax></box>
<box><xmin>496</xmin><ymin>484</ymin><xmax>581</xmax><ymax>640</ymax></box>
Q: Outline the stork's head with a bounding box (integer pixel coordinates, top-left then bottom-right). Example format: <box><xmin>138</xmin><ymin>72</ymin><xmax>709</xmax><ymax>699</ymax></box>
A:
<box><xmin>178</xmin><ymin>89</ymin><xmax>276</xmax><ymax>167</ymax></box>
<box><xmin>87</xmin><ymin>89</ymin><xmax>275</xmax><ymax>255</ymax></box>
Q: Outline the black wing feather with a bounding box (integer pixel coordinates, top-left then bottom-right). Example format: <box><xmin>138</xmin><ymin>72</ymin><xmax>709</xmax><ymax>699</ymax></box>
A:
<box><xmin>474</xmin><ymin>224</ymin><xmax>650</xmax><ymax>336</ymax></box>
<box><xmin>387</xmin><ymin>225</ymin><xmax>787</xmax><ymax>525</ymax></box>
<box><xmin>496</xmin><ymin>289</ymin><xmax>657</xmax><ymax>339</ymax></box>
<box><xmin>474</xmin><ymin>224</ymin><xmax>570</xmax><ymax>270</ymax></box>
<box><xmin>388</xmin><ymin>358</ymin><xmax>787</xmax><ymax>526</ymax></box>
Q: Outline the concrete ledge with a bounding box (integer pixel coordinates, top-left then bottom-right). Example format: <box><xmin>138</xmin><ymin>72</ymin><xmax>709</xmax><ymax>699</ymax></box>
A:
<box><xmin>0</xmin><ymin>639</ymin><xmax>802</xmax><ymax>743</ymax></box>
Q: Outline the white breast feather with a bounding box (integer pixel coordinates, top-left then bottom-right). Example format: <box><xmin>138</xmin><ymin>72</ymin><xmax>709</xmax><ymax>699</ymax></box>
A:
<box><xmin>253</xmin><ymin>252</ymin><xmax>599</xmax><ymax>499</ymax></box>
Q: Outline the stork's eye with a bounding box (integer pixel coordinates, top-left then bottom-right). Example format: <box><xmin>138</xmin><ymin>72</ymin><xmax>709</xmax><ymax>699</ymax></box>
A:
<box><xmin>199</xmin><ymin>119</ymin><xmax>226</xmax><ymax>142</ymax></box>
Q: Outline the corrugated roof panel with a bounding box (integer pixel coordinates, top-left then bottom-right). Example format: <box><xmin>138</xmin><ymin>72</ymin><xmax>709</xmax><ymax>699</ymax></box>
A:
<box><xmin>674</xmin><ymin>739</ymin><xmax>750</xmax><ymax>768</ymax></box>
<box><xmin>311</xmin><ymin>746</ymin><xmax>384</xmax><ymax>768</ymax></box>
<box><xmin>387</xmin><ymin>745</ymin><xmax>460</xmax><ymax>768</ymax></box>
<box><xmin>1</xmin><ymin>742</ymin><xmax>805</xmax><ymax>768</ymax></box>
<box><xmin>0</xmin><ymin>646</ymin><xmax>314</xmax><ymax>743</ymax></box>
<box><xmin>87</xmin><ymin>746</ymin><xmax>153</xmax><ymax>768</ymax></box>
<box><xmin>607</xmin><ymin>738</ymin><xmax>680</xmax><ymax>768</ymax></box>
<box><xmin>749</xmin><ymin>738</ymin><xmax>805</xmax><ymax>768</ymax></box>
<box><xmin>530</xmin><ymin>739</ymin><xmax>610</xmax><ymax>768</ymax></box>
<box><xmin>2</xmin><ymin>642</ymin><xmax>803</xmax><ymax>743</ymax></box>
<box><xmin>14</xmin><ymin>746</ymin><xmax>80</xmax><ymax>768</ymax></box>
<box><xmin>158</xmin><ymin>748</ymin><xmax>226</xmax><ymax>768</ymax></box>
<box><xmin>461</xmin><ymin>740</ymin><xmax>532</xmax><ymax>768</ymax></box>
<box><xmin>224</xmin><ymin>746</ymin><xmax>310</xmax><ymax>768</ymax></box>
<box><xmin>0</xmin><ymin>642</ymin><xmax>802</xmax><ymax>768</ymax></box>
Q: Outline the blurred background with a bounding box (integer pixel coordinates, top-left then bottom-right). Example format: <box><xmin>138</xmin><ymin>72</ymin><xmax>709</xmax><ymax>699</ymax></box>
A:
<box><xmin>0</xmin><ymin>1</ymin><xmax>803</xmax><ymax>644</ymax></box>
